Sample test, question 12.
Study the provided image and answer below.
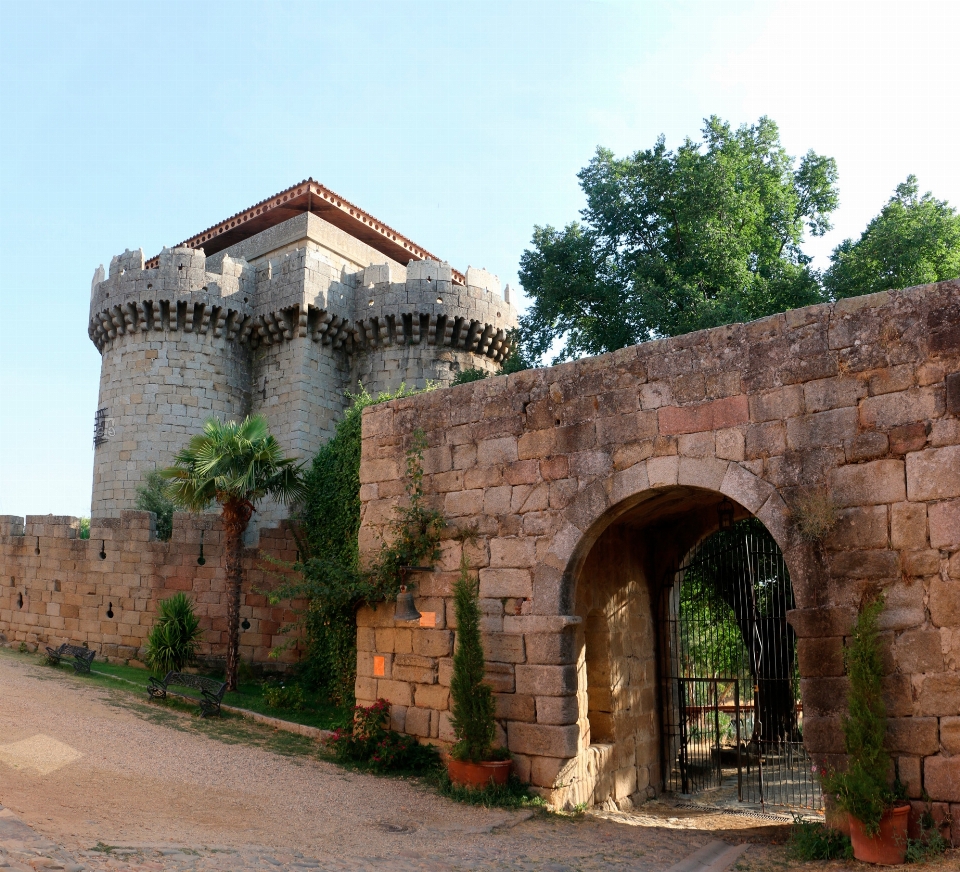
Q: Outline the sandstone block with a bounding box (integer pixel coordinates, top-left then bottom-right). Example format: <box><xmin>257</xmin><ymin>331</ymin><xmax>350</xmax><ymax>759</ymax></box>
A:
<box><xmin>802</xmin><ymin>715</ymin><xmax>845</xmax><ymax>754</ymax></box>
<box><xmin>749</xmin><ymin>386</ymin><xmax>803</xmax><ymax>423</ymax></box>
<box><xmin>885</xmin><ymin>717</ymin><xmax>939</xmax><ymax>755</ymax></box>
<box><xmin>405</xmin><ymin>706</ymin><xmax>433</xmax><ymax>738</ymax></box>
<box><xmin>477</xmin><ymin>437</ymin><xmax>519</xmax><ymax>467</ymax></box>
<box><xmin>715</xmin><ymin>428</ymin><xmax>745</xmax><ymax>461</ymax></box>
<box><xmin>493</xmin><ymin>692</ymin><xmax>536</xmax><ymax>722</ymax></box>
<box><xmin>787</xmin><ymin>607</ymin><xmax>855</xmax><ymax>638</ymax></box>
<box><xmin>828</xmin><ymin>459</ymin><xmax>906</xmax><ymax>508</ymax></box>
<box><xmin>917</xmin><ymin>672</ymin><xmax>960</xmax><ymax>716</ymax></box>
<box><xmin>507</xmin><ymin>722</ymin><xmax>579</xmax><ymax>758</ymax></box>
<box><xmin>844</xmin><ymin>431</ymin><xmax>889</xmax><ymax>463</ymax></box>
<box><xmin>483</xmin><ymin>662</ymin><xmax>515</xmax><ymax>693</ymax></box>
<box><xmin>895</xmin><ymin>628</ymin><xmax>945</xmax><ymax>674</ymax></box>
<box><xmin>907</xmin><ymin>446</ymin><xmax>960</xmax><ymax>501</ymax></box>
<box><xmin>797</xmin><ymin>637</ymin><xmax>845</xmax><ymax>677</ymax></box>
<box><xmin>414</xmin><ymin>683</ymin><xmax>449</xmax><ymax>710</ymax></box>
<box><xmin>924</xmin><ymin>756</ymin><xmax>960</xmax><ymax>803</ymax></box>
<box><xmin>800</xmin><ymin>677</ymin><xmax>849</xmax><ymax>715</ymax></box>
<box><xmin>891</xmin><ymin>502</ymin><xmax>928</xmax><ymax>550</ymax></box>
<box><xmin>744</xmin><ymin>421</ymin><xmax>786</xmax><ymax>458</ymax></box>
<box><xmin>804</xmin><ymin>376</ymin><xmax>867</xmax><ymax>412</ymax></box>
<box><xmin>946</xmin><ymin>371</ymin><xmax>960</xmax><ymax>415</ymax></box>
<box><xmin>529</xmin><ymin>755</ymin><xmax>570</xmax><ymax>788</ymax></box>
<box><xmin>889</xmin><ymin>422</ymin><xmax>930</xmax><ymax>455</ymax></box>
<box><xmin>860</xmin><ymin>387</ymin><xmax>943</xmax><ymax>431</ymax></box>
<box><xmin>478</xmin><ymin>568</ymin><xmax>532</xmax><ymax>599</ymax></box>
<box><xmin>515</xmin><ymin>664</ymin><xmax>577</xmax><ymax>696</ymax></box>
<box><xmin>828</xmin><ymin>549</ymin><xmax>899</xmax><ymax>579</ymax></box>
<box><xmin>940</xmin><ymin>716</ymin><xmax>960</xmax><ymax>754</ymax></box>
<box><xmin>536</xmin><ymin>695</ymin><xmax>579</xmax><ymax>725</ymax></box>
<box><xmin>412</xmin><ymin>630</ymin><xmax>452</xmax><ymax>658</ymax></box>
<box><xmin>824</xmin><ymin>505</ymin><xmax>888</xmax><ymax>550</ymax></box>
<box><xmin>787</xmin><ymin>408</ymin><xmax>857</xmax><ymax>451</ymax></box>
<box><xmin>903</xmin><ymin>550</ymin><xmax>941</xmax><ymax>577</ymax></box>
<box><xmin>658</xmin><ymin>395</ymin><xmax>748</xmax><ymax>435</ymax></box>
<box><xmin>483</xmin><ymin>632</ymin><xmax>525</xmax><ymax>663</ymax></box>
<box><xmin>490</xmin><ymin>538</ymin><xmax>536</xmax><ymax>569</ymax></box>
<box><xmin>376</xmin><ymin>679</ymin><xmax>412</xmax><ymax>707</ymax></box>
<box><xmin>929</xmin><ymin>580</ymin><xmax>960</xmax><ymax>629</ymax></box>
<box><xmin>929</xmin><ymin>500</ymin><xmax>960</xmax><ymax>549</ymax></box>
<box><xmin>883</xmin><ymin>674</ymin><xmax>915</xmax><ymax>717</ymax></box>
<box><xmin>677</xmin><ymin>456</ymin><xmax>728</xmax><ymax>491</ymax></box>
<box><xmin>392</xmin><ymin>654</ymin><xmax>436</xmax><ymax>684</ymax></box>
<box><xmin>524</xmin><ymin>630</ymin><xmax>577</xmax><ymax>665</ymax></box>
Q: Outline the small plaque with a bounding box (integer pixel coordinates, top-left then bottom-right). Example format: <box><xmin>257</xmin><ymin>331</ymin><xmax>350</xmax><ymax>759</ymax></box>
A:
<box><xmin>419</xmin><ymin>612</ymin><xmax>436</xmax><ymax>628</ymax></box>
<box><xmin>373</xmin><ymin>655</ymin><xmax>385</xmax><ymax>677</ymax></box>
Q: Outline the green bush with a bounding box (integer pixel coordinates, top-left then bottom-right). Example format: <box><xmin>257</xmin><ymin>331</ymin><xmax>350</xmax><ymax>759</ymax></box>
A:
<box><xmin>78</xmin><ymin>517</ymin><xmax>90</xmax><ymax>540</ymax></box>
<box><xmin>821</xmin><ymin>598</ymin><xmax>892</xmax><ymax>836</ymax></box>
<box><xmin>262</xmin><ymin>681</ymin><xmax>307</xmax><ymax>712</ymax></box>
<box><xmin>329</xmin><ymin>699</ymin><xmax>440</xmax><ymax>773</ymax></box>
<box><xmin>452</xmin><ymin>367</ymin><xmax>488</xmax><ymax>385</ymax></box>
<box><xmin>786</xmin><ymin>818</ymin><xmax>852</xmax><ymax>861</ymax></box>
<box><xmin>449</xmin><ymin>554</ymin><xmax>499</xmax><ymax>763</ymax></box>
<box><xmin>271</xmin><ymin>388</ymin><xmax>442</xmax><ymax>709</ymax></box>
<box><xmin>136</xmin><ymin>469</ymin><xmax>175</xmax><ymax>541</ymax></box>
<box><xmin>144</xmin><ymin>593</ymin><xmax>203</xmax><ymax>675</ymax></box>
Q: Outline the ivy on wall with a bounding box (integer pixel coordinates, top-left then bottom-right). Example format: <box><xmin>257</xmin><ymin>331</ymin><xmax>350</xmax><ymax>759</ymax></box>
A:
<box><xmin>270</xmin><ymin>386</ymin><xmax>443</xmax><ymax>708</ymax></box>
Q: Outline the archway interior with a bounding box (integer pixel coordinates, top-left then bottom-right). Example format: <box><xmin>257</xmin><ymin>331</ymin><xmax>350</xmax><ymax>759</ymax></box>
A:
<box><xmin>573</xmin><ymin>486</ymin><xmax>819</xmax><ymax>811</ymax></box>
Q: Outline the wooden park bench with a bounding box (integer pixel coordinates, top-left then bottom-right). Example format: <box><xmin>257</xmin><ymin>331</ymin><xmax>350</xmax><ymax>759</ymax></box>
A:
<box><xmin>147</xmin><ymin>671</ymin><xmax>227</xmax><ymax>718</ymax></box>
<box><xmin>45</xmin><ymin>643</ymin><xmax>96</xmax><ymax>674</ymax></box>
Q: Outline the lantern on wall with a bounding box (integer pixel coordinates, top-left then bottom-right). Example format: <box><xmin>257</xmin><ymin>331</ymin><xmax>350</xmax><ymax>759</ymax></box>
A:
<box><xmin>718</xmin><ymin>498</ymin><xmax>735</xmax><ymax>532</ymax></box>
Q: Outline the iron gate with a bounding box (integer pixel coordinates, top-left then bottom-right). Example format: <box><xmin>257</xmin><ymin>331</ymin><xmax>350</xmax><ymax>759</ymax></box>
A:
<box><xmin>660</xmin><ymin>519</ymin><xmax>822</xmax><ymax>810</ymax></box>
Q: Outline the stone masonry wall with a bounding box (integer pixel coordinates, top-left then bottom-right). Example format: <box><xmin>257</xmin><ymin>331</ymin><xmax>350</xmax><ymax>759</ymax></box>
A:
<box><xmin>355</xmin><ymin>279</ymin><xmax>960</xmax><ymax>816</ymax></box>
<box><xmin>0</xmin><ymin>512</ymin><xmax>302</xmax><ymax>670</ymax></box>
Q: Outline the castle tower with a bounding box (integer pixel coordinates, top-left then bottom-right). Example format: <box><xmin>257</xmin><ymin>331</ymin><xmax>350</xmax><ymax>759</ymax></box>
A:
<box><xmin>87</xmin><ymin>180</ymin><xmax>517</xmax><ymax>522</ymax></box>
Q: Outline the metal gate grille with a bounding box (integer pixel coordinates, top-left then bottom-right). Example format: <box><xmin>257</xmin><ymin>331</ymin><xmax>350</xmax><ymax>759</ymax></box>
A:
<box><xmin>661</xmin><ymin>519</ymin><xmax>822</xmax><ymax>810</ymax></box>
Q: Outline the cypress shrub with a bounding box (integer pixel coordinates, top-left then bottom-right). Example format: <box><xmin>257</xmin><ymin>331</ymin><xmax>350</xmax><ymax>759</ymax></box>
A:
<box><xmin>449</xmin><ymin>555</ymin><xmax>497</xmax><ymax>762</ymax></box>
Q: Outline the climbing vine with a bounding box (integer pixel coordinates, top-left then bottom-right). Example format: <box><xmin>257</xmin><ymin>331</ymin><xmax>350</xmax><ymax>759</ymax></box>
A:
<box><xmin>269</xmin><ymin>387</ymin><xmax>443</xmax><ymax>708</ymax></box>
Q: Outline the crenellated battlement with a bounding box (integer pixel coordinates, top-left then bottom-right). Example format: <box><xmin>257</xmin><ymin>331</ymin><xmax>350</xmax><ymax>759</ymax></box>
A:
<box><xmin>86</xmin><ymin>184</ymin><xmax>518</xmax><ymax>521</ymax></box>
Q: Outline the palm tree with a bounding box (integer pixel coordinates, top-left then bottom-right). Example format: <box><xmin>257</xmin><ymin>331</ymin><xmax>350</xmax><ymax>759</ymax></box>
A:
<box><xmin>161</xmin><ymin>416</ymin><xmax>305</xmax><ymax>690</ymax></box>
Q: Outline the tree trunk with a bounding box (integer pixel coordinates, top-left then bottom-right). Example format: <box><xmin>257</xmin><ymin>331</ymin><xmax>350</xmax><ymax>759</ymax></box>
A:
<box><xmin>222</xmin><ymin>499</ymin><xmax>253</xmax><ymax>692</ymax></box>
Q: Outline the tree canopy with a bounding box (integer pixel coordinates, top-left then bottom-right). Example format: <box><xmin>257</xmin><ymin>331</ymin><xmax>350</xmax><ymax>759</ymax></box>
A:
<box><xmin>824</xmin><ymin>175</ymin><xmax>960</xmax><ymax>299</ymax></box>
<box><xmin>518</xmin><ymin>116</ymin><xmax>839</xmax><ymax>361</ymax></box>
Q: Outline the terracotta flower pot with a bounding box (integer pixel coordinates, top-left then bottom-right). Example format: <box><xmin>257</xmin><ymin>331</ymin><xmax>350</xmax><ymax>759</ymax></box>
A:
<box><xmin>849</xmin><ymin>804</ymin><xmax>910</xmax><ymax>866</ymax></box>
<box><xmin>447</xmin><ymin>758</ymin><xmax>512</xmax><ymax>789</ymax></box>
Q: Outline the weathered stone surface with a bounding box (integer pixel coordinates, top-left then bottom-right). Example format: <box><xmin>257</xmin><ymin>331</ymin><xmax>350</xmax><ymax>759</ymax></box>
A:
<box><xmin>891</xmin><ymin>502</ymin><xmax>928</xmax><ymax>550</ymax></box>
<box><xmin>828</xmin><ymin>459</ymin><xmax>906</xmax><ymax>508</ymax></box>
<box><xmin>797</xmin><ymin>636</ymin><xmax>845</xmax><ymax>677</ymax></box>
<box><xmin>824</xmin><ymin>505</ymin><xmax>888</xmax><ymax>550</ymax></box>
<box><xmin>929</xmin><ymin>499</ymin><xmax>960</xmax><ymax>549</ymax></box>
<box><xmin>493</xmin><ymin>692</ymin><xmax>535</xmax><ymax>722</ymax></box>
<box><xmin>392</xmin><ymin>654</ymin><xmax>437</xmax><ymax>684</ymax></box>
<box><xmin>478</xmin><ymin>568</ymin><xmax>532</xmax><ymax>599</ymax></box>
<box><xmin>507</xmin><ymin>722</ymin><xmax>579</xmax><ymax>758</ymax></box>
<box><xmin>515</xmin><ymin>664</ymin><xmax>577</xmax><ymax>697</ymax></box>
<box><xmin>658</xmin><ymin>395</ymin><xmax>748</xmax><ymax>435</ymax></box>
<box><xmin>844</xmin><ymin>431</ymin><xmax>890</xmax><ymax>463</ymax></box>
<box><xmin>907</xmin><ymin>445</ymin><xmax>960</xmax><ymax>501</ymax></box>
<box><xmin>787</xmin><ymin>408</ymin><xmax>858</xmax><ymax>451</ymax></box>
<box><xmin>800</xmin><ymin>677</ymin><xmax>849</xmax><ymax>715</ymax></box>
<box><xmin>895</xmin><ymin>628</ymin><xmax>945</xmax><ymax>673</ymax></box>
<box><xmin>802</xmin><ymin>716</ymin><xmax>845</xmax><ymax>753</ymax></box>
<box><xmin>916</xmin><ymin>673</ymin><xmax>960</xmax><ymax>717</ymax></box>
<box><xmin>885</xmin><ymin>718</ymin><xmax>940</xmax><ymax>755</ymax></box>
<box><xmin>929</xmin><ymin>580</ymin><xmax>960</xmax><ymax>629</ymax></box>
<box><xmin>947</xmin><ymin>371</ymin><xmax>960</xmax><ymax>415</ymax></box>
<box><xmin>860</xmin><ymin>387</ymin><xmax>943</xmax><ymax>431</ymax></box>
<box><xmin>536</xmin><ymin>695</ymin><xmax>580</xmax><ymax>725</ymax></box>
<box><xmin>787</xmin><ymin>607</ymin><xmax>855</xmax><ymax>638</ymax></box>
<box><xmin>924</xmin><ymin>756</ymin><xmax>960</xmax><ymax>803</ymax></box>
<box><xmin>940</xmin><ymin>716</ymin><xmax>960</xmax><ymax>754</ymax></box>
<box><xmin>889</xmin><ymin>422</ymin><xmax>930</xmax><ymax>455</ymax></box>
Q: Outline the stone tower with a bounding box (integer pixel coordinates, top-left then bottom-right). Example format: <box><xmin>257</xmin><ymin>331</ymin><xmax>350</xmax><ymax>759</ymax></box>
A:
<box><xmin>87</xmin><ymin>179</ymin><xmax>517</xmax><ymax>523</ymax></box>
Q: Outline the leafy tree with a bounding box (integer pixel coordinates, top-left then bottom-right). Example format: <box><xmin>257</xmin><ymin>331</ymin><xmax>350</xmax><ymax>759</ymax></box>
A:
<box><xmin>161</xmin><ymin>416</ymin><xmax>304</xmax><ymax>691</ymax></box>
<box><xmin>518</xmin><ymin>116</ymin><xmax>838</xmax><ymax>361</ymax></box>
<box><xmin>824</xmin><ymin>175</ymin><xmax>960</xmax><ymax>299</ymax></box>
<box><xmin>136</xmin><ymin>468</ymin><xmax>175</xmax><ymax>541</ymax></box>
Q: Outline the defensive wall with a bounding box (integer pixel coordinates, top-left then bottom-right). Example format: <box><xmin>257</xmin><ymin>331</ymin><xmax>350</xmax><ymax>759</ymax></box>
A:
<box><xmin>0</xmin><ymin>512</ymin><xmax>302</xmax><ymax>670</ymax></box>
<box><xmin>88</xmin><ymin>181</ymin><xmax>517</xmax><ymax>527</ymax></box>
<box><xmin>354</xmin><ymin>280</ymin><xmax>960</xmax><ymax>818</ymax></box>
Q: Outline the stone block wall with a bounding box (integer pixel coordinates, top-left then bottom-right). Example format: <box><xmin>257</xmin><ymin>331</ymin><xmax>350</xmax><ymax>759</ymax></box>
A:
<box><xmin>355</xmin><ymin>279</ymin><xmax>960</xmax><ymax>811</ymax></box>
<box><xmin>0</xmin><ymin>511</ymin><xmax>303</xmax><ymax>669</ymax></box>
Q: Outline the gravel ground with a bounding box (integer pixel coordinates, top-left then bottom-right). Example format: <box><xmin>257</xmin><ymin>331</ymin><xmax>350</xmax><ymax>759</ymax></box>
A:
<box><xmin>5</xmin><ymin>648</ymin><xmax>943</xmax><ymax>872</ymax></box>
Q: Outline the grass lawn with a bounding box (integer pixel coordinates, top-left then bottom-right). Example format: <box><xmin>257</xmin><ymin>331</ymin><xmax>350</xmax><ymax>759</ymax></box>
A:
<box><xmin>5</xmin><ymin>647</ymin><xmax>346</xmax><ymax>730</ymax></box>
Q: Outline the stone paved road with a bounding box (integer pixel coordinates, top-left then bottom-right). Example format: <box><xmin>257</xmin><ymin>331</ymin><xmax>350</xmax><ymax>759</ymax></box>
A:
<box><xmin>1</xmin><ymin>651</ymin><xmax>777</xmax><ymax>872</ymax></box>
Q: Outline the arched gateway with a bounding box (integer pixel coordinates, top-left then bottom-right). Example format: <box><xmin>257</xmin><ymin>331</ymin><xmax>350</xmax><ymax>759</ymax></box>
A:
<box><xmin>355</xmin><ymin>281</ymin><xmax>960</xmax><ymax>812</ymax></box>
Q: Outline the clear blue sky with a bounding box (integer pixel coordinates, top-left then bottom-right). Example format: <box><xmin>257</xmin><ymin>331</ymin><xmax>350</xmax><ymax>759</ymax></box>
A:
<box><xmin>1</xmin><ymin>0</ymin><xmax>957</xmax><ymax>518</ymax></box>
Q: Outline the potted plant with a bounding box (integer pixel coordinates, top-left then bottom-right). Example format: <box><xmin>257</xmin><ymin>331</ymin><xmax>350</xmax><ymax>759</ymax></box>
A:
<box><xmin>822</xmin><ymin>596</ymin><xmax>909</xmax><ymax>865</ymax></box>
<box><xmin>447</xmin><ymin>554</ymin><xmax>512</xmax><ymax>788</ymax></box>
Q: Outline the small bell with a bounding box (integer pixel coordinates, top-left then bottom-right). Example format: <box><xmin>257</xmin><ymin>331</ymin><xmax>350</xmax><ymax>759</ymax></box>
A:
<box><xmin>393</xmin><ymin>585</ymin><xmax>421</xmax><ymax>623</ymax></box>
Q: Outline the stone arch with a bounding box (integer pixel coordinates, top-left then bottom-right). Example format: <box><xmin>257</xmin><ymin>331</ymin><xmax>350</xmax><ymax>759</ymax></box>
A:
<box><xmin>544</xmin><ymin>456</ymin><xmax>814</xmax><ymax>810</ymax></box>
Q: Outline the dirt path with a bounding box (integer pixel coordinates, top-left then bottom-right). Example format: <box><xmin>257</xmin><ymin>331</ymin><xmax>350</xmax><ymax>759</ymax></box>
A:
<box><xmin>2</xmin><ymin>648</ymin><xmax>944</xmax><ymax>872</ymax></box>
